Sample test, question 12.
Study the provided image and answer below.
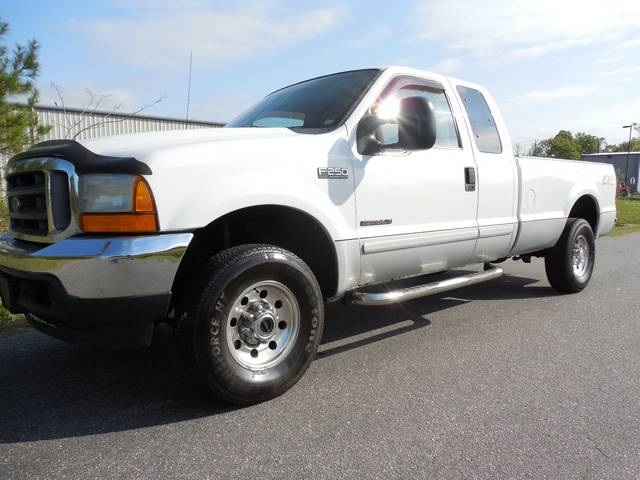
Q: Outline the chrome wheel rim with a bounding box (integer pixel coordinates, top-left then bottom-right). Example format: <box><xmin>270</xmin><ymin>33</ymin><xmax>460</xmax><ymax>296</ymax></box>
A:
<box><xmin>572</xmin><ymin>234</ymin><xmax>590</xmax><ymax>281</ymax></box>
<box><xmin>226</xmin><ymin>280</ymin><xmax>300</xmax><ymax>370</ymax></box>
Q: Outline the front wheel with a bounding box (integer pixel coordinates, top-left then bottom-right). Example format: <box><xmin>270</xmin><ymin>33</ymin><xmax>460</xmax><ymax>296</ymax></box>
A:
<box><xmin>175</xmin><ymin>244</ymin><xmax>324</xmax><ymax>405</ymax></box>
<box><xmin>544</xmin><ymin>218</ymin><xmax>595</xmax><ymax>293</ymax></box>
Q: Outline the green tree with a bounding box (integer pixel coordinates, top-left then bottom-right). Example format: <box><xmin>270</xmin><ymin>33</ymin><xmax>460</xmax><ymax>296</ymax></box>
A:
<box><xmin>0</xmin><ymin>19</ymin><xmax>48</xmax><ymax>156</ymax></box>
<box><xmin>529</xmin><ymin>139</ymin><xmax>551</xmax><ymax>157</ymax></box>
<box><xmin>548</xmin><ymin>130</ymin><xmax>581</xmax><ymax>160</ymax></box>
<box><xmin>606</xmin><ymin>139</ymin><xmax>640</xmax><ymax>153</ymax></box>
<box><xmin>531</xmin><ymin>130</ymin><xmax>605</xmax><ymax>159</ymax></box>
<box><xmin>574</xmin><ymin>132</ymin><xmax>604</xmax><ymax>154</ymax></box>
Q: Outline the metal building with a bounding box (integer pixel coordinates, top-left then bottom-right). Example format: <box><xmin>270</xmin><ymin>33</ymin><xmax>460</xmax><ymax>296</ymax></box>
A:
<box><xmin>582</xmin><ymin>152</ymin><xmax>640</xmax><ymax>193</ymax></box>
<box><xmin>2</xmin><ymin>105</ymin><xmax>224</xmax><ymax>193</ymax></box>
<box><xmin>33</xmin><ymin>104</ymin><xmax>223</xmax><ymax>141</ymax></box>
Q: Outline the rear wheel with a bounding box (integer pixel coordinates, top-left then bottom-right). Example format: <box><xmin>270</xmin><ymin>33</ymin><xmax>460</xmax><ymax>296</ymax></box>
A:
<box><xmin>544</xmin><ymin>218</ymin><xmax>595</xmax><ymax>293</ymax></box>
<box><xmin>175</xmin><ymin>244</ymin><xmax>324</xmax><ymax>405</ymax></box>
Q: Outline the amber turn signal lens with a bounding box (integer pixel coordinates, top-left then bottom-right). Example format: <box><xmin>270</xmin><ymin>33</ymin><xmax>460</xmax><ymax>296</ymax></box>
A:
<box><xmin>134</xmin><ymin>177</ymin><xmax>155</xmax><ymax>213</ymax></box>
<box><xmin>80</xmin><ymin>177</ymin><xmax>159</xmax><ymax>233</ymax></box>
<box><xmin>80</xmin><ymin>213</ymin><xmax>158</xmax><ymax>233</ymax></box>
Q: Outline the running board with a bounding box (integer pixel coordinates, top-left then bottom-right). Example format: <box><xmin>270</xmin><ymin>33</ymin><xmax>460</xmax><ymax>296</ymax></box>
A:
<box><xmin>350</xmin><ymin>264</ymin><xmax>503</xmax><ymax>306</ymax></box>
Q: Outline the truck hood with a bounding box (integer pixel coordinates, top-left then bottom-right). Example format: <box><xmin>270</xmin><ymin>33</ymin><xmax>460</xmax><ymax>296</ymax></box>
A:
<box><xmin>78</xmin><ymin>127</ymin><xmax>299</xmax><ymax>159</ymax></box>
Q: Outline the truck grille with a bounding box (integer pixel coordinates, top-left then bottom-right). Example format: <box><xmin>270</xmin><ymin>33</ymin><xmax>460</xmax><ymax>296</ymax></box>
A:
<box><xmin>6</xmin><ymin>169</ymin><xmax>71</xmax><ymax>240</ymax></box>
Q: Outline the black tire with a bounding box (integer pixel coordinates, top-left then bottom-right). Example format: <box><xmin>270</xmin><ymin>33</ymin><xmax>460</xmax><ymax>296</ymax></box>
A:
<box><xmin>544</xmin><ymin>218</ymin><xmax>595</xmax><ymax>293</ymax></box>
<box><xmin>175</xmin><ymin>244</ymin><xmax>324</xmax><ymax>405</ymax></box>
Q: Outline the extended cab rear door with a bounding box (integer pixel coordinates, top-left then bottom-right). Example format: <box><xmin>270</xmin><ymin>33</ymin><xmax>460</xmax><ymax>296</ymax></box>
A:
<box><xmin>449</xmin><ymin>79</ymin><xmax>518</xmax><ymax>262</ymax></box>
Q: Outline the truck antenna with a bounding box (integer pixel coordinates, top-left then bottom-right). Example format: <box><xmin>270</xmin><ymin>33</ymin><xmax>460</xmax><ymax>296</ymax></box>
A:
<box><xmin>186</xmin><ymin>51</ymin><xmax>193</xmax><ymax>122</ymax></box>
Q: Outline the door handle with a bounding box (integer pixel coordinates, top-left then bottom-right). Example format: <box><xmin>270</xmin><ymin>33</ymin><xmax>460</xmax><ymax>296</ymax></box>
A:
<box><xmin>464</xmin><ymin>167</ymin><xmax>476</xmax><ymax>192</ymax></box>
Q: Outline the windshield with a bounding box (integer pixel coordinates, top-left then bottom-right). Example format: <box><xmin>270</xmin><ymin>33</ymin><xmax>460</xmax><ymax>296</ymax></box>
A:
<box><xmin>226</xmin><ymin>69</ymin><xmax>380</xmax><ymax>130</ymax></box>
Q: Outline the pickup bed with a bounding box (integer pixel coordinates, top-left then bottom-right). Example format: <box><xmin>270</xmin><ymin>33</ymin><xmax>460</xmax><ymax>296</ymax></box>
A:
<box><xmin>0</xmin><ymin>66</ymin><xmax>616</xmax><ymax>404</ymax></box>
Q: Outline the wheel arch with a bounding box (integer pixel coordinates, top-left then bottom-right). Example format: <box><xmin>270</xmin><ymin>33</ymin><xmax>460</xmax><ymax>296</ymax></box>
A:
<box><xmin>171</xmin><ymin>204</ymin><xmax>339</xmax><ymax>315</ymax></box>
<box><xmin>568</xmin><ymin>194</ymin><xmax>599</xmax><ymax>234</ymax></box>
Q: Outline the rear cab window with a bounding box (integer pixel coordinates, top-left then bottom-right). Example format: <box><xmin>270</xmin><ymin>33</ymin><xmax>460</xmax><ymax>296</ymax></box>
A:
<box><xmin>456</xmin><ymin>86</ymin><xmax>502</xmax><ymax>154</ymax></box>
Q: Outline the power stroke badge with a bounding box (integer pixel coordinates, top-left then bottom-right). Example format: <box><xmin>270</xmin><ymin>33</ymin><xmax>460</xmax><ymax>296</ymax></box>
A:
<box><xmin>317</xmin><ymin>167</ymin><xmax>349</xmax><ymax>179</ymax></box>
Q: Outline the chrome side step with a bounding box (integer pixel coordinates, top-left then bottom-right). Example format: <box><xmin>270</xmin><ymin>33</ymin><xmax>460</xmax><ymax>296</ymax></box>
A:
<box><xmin>350</xmin><ymin>264</ymin><xmax>503</xmax><ymax>306</ymax></box>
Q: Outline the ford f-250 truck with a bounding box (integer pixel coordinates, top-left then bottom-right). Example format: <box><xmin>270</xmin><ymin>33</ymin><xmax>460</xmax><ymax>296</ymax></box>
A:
<box><xmin>0</xmin><ymin>67</ymin><xmax>616</xmax><ymax>404</ymax></box>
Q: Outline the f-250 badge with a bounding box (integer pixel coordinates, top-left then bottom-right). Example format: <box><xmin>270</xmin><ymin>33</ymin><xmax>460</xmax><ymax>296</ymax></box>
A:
<box><xmin>317</xmin><ymin>167</ymin><xmax>349</xmax><ymax>179</ymax></box>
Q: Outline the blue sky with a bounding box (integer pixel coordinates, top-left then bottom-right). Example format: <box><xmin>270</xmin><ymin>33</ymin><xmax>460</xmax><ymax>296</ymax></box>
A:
<box><xmin>4</xmin><ymin>0</ymin><xmax>640</xmax><ymax>147</ymax></box>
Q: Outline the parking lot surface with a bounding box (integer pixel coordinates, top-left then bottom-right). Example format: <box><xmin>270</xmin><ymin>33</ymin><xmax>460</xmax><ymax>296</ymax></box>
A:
<box><xmin>1</xmin><ymin>233</ymin><xmax>639</xmax><ymax>479</ymax></box>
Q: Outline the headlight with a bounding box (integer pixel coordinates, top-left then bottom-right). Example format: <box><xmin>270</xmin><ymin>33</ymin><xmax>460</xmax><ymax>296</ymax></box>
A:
<box><xmin>79</xmin><ymin>174</ymin><xmax>136</xmax><ymax>213</ymax></box>
<box><xmin>78</xmin><ymin>174</ymin><xmax>158</xmax><ymax>233</ymax></box>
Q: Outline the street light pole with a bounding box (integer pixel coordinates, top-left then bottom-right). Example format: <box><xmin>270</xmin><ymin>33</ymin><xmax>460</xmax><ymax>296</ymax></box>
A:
<box><xmin>622</xmin><ymin>123</ymin><xmax>637</xmax><ymax>189</ymax></box>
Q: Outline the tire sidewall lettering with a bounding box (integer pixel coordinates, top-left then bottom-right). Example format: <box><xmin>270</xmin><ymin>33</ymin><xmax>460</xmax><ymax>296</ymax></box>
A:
<box><xmin>189</xmin><ymin>246</ymin><xmax>324</xmax><ymax>403</ymax></box>
<box><xmin>209</xmin><ymin>311</ymin><xmax>223</xmax><ymax>360</ymax></box>
<box><xmin>305</xmin><ymin>315</ymin><xmax>319</xmax><ymax>353</ymax></box>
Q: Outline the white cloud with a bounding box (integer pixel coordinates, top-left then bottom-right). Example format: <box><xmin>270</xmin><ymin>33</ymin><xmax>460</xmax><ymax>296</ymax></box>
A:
<box><xmin>427</xmin><ymin>58</ymin><xmax>462</xmax><ymax>74</ymax></box>
<box><xmin>413</xmin><ymin>0</ymin><xmax>640</xmax><ymax>61</ymax></box>
<box><xmin>348</xmin><ymin>26</ymin><xmax>391</xmax><ymax>48</ymax></box>
<box><xmin>573</xmin><ymin>104</ymin><xmax>640</xmax><ymax>143</ymax></box>
<box><xmin>74</xmin><ymin>3</ymin><xmax>344</xmax><ymax>68</ymax></box>
<box><xmin>617</xmin><ymin>38</ymin><xmax>640</xmax><ymax>51</ymax></box>
<box><xmin>517</xmin><ymin>83</ymin><xmax>598</xmax><ymax>102</ymax></box>
<box><xmin>506</xmin><ymin>86</ymin><xmax>640</xmax><ymax>144</ymax></box>
<box><xmin>596</xmin><ymin>66</ymin><xmax>640</xmax><ymax>78</ymax></box>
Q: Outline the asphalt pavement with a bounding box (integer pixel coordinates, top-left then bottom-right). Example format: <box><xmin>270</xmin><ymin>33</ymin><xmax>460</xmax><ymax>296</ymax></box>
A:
<box><xmin>1</xmin><ymin>233</ymin><xmax>639</xmax><ymax>479</ymax></box>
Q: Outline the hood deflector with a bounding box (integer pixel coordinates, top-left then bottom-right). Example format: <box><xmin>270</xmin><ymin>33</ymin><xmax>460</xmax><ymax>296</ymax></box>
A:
<box><xmin>10</xmin><ymin>140</ymin><xmax>152</xmax><ymax>175</ymax></box>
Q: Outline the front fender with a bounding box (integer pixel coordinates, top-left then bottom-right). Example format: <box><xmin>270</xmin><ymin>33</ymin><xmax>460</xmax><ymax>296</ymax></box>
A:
<box><xmin>139</xmin><ymin>125</ymin><xmax>357</xmax><ymax>242</ymax></box>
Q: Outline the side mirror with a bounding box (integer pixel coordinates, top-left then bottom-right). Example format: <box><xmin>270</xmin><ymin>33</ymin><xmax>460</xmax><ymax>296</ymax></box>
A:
<box><xmin>356</xmin><ymin>96</ymin><xmax>437</xmax><ymax>155</ymax></box>
<box><xmin>397</xmin><ymin>97</ymin><xmax>437</xmax><ymax>151</ymax></box>
<box><xmin>356</xmin><ymin>116</ymin><xmax>386</xmax><ymax>155</ymax></box>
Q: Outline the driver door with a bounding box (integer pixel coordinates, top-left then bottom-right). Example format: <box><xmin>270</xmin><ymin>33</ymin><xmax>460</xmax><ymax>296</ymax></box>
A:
<box><xmin>352</xmin><ymin>75</ymin><xmax>479</xmax><ymax>285</ymax></box>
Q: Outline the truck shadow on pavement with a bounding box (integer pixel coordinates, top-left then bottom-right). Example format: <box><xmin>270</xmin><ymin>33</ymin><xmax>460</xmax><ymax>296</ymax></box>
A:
<box><xmin>0</xmin><ymin>272</ymin><xmax>550</xmax><ymax>443</ymax></box>
<box><xmin>318</xmin><ymin>270</ymin><xmax>556</xmax><ymax>358</ymax></box>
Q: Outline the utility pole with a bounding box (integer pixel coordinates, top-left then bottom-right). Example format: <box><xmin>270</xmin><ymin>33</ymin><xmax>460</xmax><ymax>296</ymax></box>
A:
<box><xmin>186</xmin><ymin>51</ymin><xmax>193</xmax><ymax>122</ymax></box>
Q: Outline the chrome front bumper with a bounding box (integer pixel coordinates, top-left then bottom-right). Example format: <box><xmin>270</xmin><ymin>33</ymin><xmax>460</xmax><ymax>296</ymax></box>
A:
<box><xmin>0</xmin><ymin>233</ymin><xmax>193</xmax><ymax>347</ymax></box>
<box><xmin>0</xmin><ymin>233</ymin><xmax>192</xmax><ymax>298</ymax></box>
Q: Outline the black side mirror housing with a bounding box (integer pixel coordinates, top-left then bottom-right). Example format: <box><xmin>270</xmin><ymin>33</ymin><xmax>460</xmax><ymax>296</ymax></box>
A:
<box><xmin>397</xmin><ymin>97</ymin><xmax>437</xmax><ymax>151</ymax></box>
<box><xmin>356</xmin><ymin>116</ymin><xmax>386</xmax><ymax>155</ymax></box>
<box><xmin>356</xmin><ymin>96</ymin><xmax>437</xmax><ymax>155</ymax></box>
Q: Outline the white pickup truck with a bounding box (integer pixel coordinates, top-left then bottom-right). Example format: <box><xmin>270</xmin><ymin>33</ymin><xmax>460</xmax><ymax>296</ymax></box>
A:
<box><xmin>0</xmin><ymin>66</ymin><xmax>616</xmax><ymax>404</ymax></box>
